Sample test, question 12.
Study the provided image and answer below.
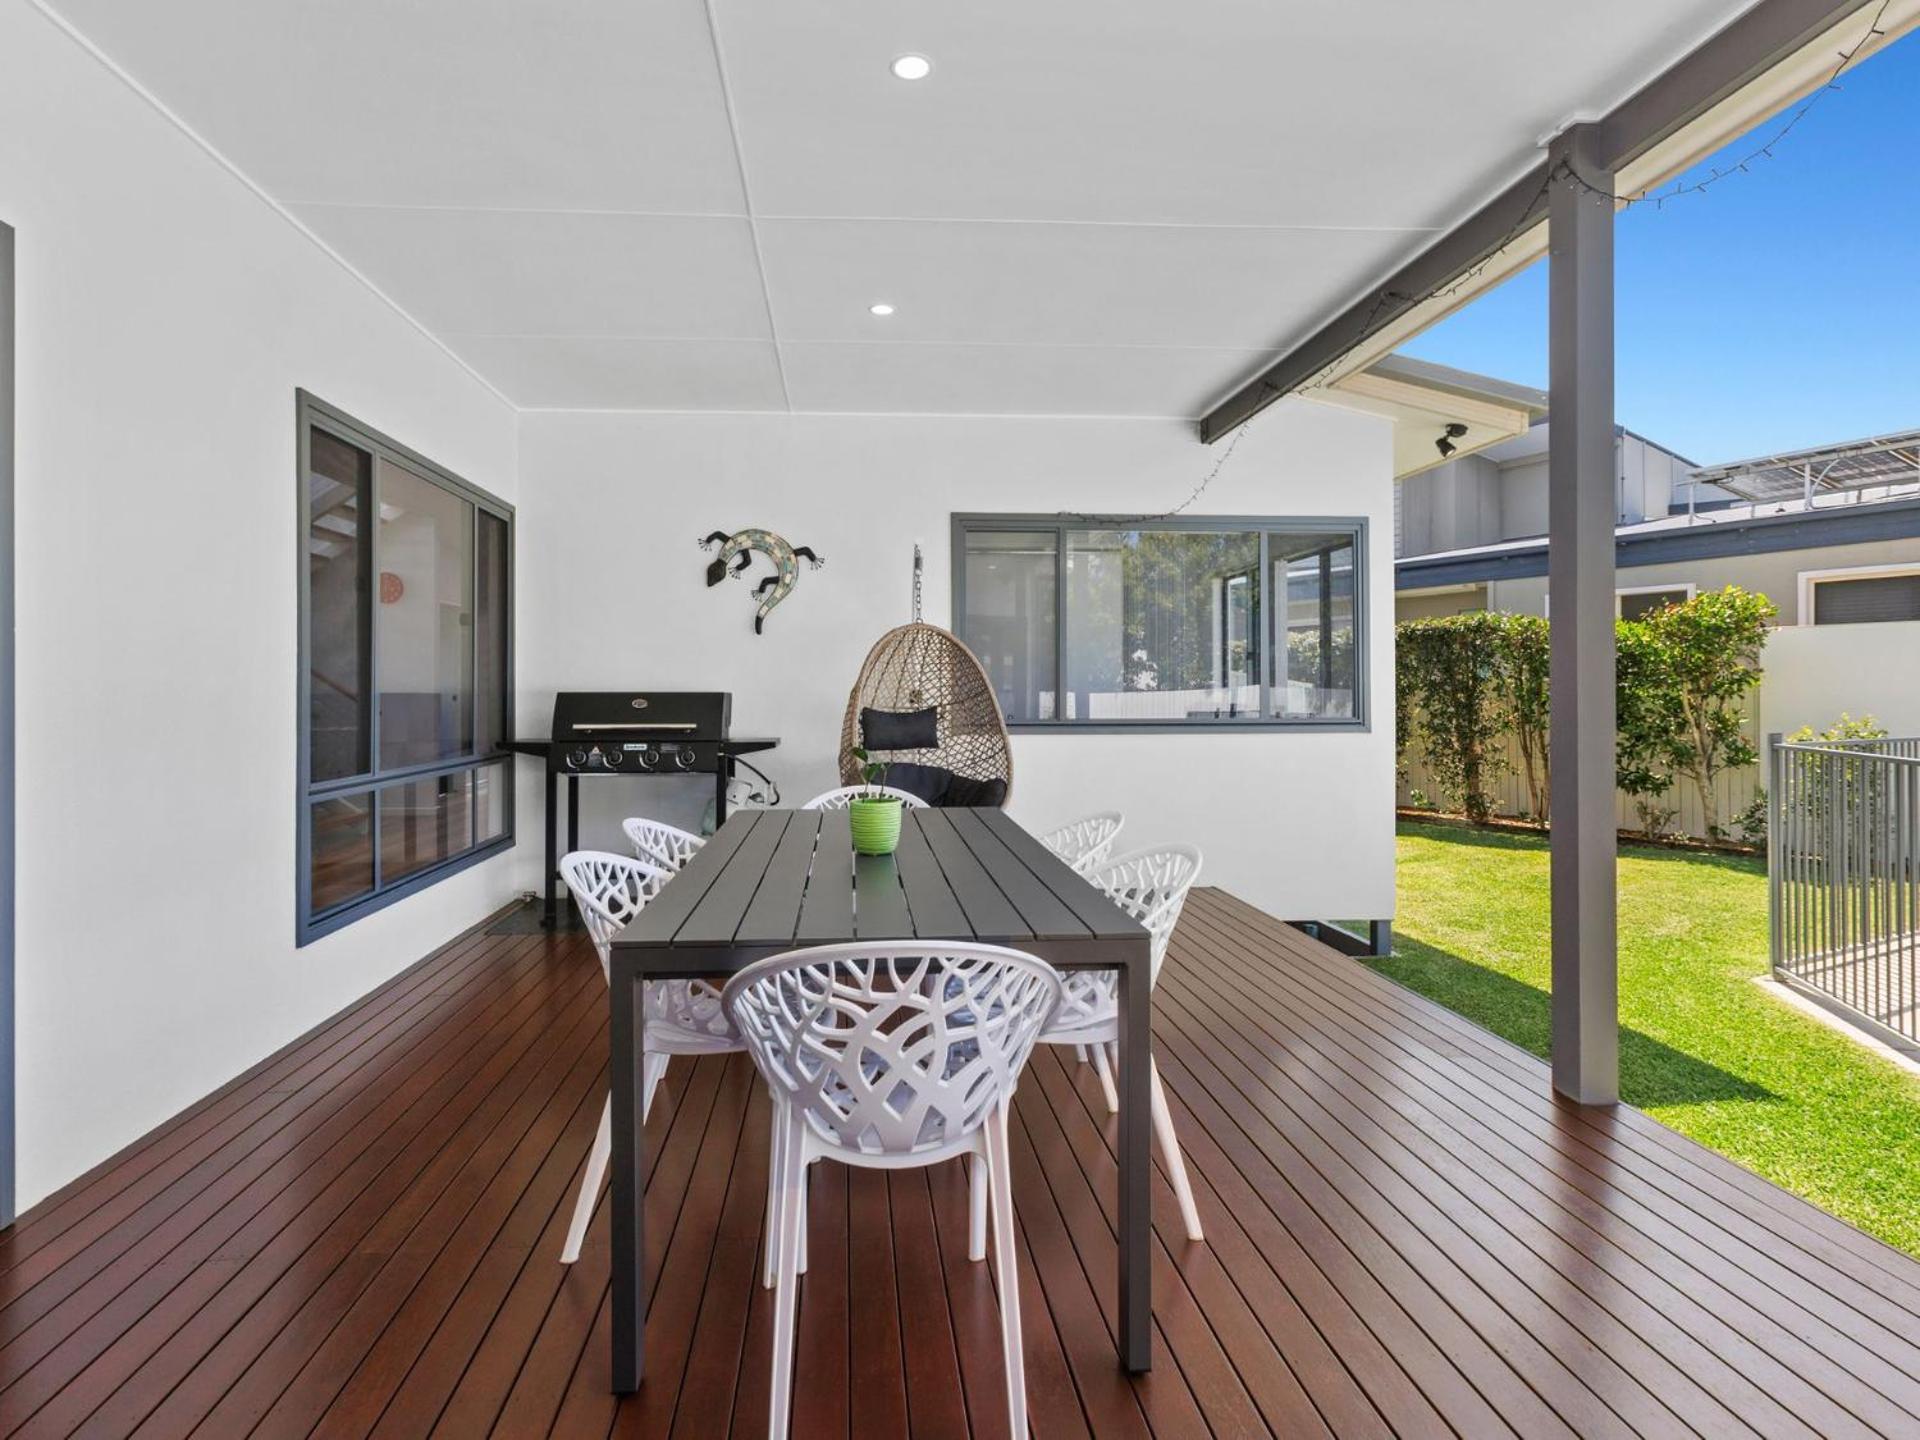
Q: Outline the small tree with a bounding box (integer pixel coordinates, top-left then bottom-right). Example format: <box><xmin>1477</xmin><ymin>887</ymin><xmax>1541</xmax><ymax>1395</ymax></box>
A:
<box><xmin>1642</xmin><ymin>586</ymin><xmax>1776</xmax><ymax>838</ymax></box>
<box><xmin>1397</xmin><ymin>614</ymin><xmax>1509</xmax><ymax>822</ymax></box>
<box><xmin>1614</xmin><ymin>617</ymin><xmax>1682</xmax><ymax>835</ymax></box>
<box><xmin>1496</xmin><ymin>614</ymin><xmax>1551</xmax><ymax>822</ymax></box>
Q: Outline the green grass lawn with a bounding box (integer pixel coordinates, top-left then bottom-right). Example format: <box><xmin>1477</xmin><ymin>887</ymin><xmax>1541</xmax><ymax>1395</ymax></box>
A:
<box><xmin>1380</xmin><ymin>819</ymin><xmax>1920</xmax><ymax>1257</ymax></box>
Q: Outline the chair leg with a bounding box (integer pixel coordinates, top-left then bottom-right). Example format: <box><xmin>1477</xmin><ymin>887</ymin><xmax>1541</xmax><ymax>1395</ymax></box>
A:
<box><xmin>983</xmin><ymin>1108</ymin><xmax>1028</xmax><ymax>1440</ymax></box>
<box><xmin>763</xmin><ymin>1102</ymin><xmax>786</xmax><ymax>1289</ymax></box>
<box><xmin>968</xmin><ymin>1153</ymin><xmax>988</xmax><ymax>1262</ymax></box>
<box><xmin>1150</xmin><ymin>1058</ymin><xmax>1204</xmax><ymax>1242</ymax></box>
<box><xmin>1090</xmin><ymin>1039</ymin><xmax>1119</xmax><ymax>1114</ymax></box>
<box><xmin>561</xmin><ymin>1094</ymin><xmax>612</xmax><ymax>1264</ymax></box>
<box><xmin>768</xmin><ymin>1114</ymin><xmax>808</xmax><ymax>1440</ymax></box>
<box><xmin>641</xmin><ymin>1051</ymin><xmax>669</xmax><ymax>1123</ymax></box>
<box><xmin>1073</xmin><ymin>1043</ymin><xmax>1088</xmax><ymax>1063</ymax></box>
<box><xmin>795</xmin><ymin>1159</ymin><xmax>809</xmax><ymax>1275</ymax></box>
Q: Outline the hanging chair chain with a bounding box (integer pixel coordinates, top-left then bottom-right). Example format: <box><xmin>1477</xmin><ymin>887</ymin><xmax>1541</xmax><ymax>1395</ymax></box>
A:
<box><xmin>912</xmin><ymin>544</ymin><xmax>924</xmax><ymax>623</ymax></box>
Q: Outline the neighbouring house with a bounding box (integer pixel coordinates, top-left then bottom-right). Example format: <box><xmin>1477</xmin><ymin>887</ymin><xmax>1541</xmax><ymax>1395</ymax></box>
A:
<box><xmin>8</xmin><ymin>1</ymin><xmax>1920</xmax><ymax>1432</ymax></box>
<box><xmin>1393</xmin><ymin>378</ymin><xmax>1920</xmax><ymax>832</ymax></box>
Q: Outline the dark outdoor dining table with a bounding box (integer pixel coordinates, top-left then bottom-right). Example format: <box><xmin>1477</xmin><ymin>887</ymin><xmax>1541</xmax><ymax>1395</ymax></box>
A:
<box><xmin>604</xmin><ymin>805</ymin><xmax>1154</xmax><ymax>1392</ymax></box>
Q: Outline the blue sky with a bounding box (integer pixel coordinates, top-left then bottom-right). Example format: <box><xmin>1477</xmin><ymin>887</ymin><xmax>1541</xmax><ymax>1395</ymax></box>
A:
<box><xmin>1398</xmin><ymin>29</ymin><xmax>1920</xmax><ymax>465</ymax></box>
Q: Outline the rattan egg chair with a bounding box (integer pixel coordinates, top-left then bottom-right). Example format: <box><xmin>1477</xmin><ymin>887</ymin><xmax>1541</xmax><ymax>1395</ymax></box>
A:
<box><xmin>837</xmin><ymin>552</ymin><xmax>1014</xmax><ymax>805</ymax></box>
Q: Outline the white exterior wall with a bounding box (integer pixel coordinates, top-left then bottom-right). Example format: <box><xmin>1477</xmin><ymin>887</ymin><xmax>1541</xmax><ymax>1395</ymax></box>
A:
<box><xmin>1758</xmin><ymin>621</ymin><xmax>1920</xmax><ymax>738</ymax></box>
<box><xmin>1</xmin><ymin>5</ymin><xmax>523</xmax><ymax>1207</ymax></box>
<box><xmin>516</xmin><ymin>406</ymin><xmax>1398</xmax><ymax>931</ymax></box>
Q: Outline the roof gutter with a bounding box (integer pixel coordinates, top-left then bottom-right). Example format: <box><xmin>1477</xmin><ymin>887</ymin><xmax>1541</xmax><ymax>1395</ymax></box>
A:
<box><xmin>1395</xmin><ymin>495</ymin><xmax>1920</xmax><ymax>588</ymax></box>
<box><xmin>1199</xmin><ymin>0</ymin><xmax>1908</xmax><ymax>444</ymax></box>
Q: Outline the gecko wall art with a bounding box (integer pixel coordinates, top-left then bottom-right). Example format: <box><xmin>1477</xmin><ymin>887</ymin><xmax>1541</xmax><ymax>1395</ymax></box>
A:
<box><xmin>699</xmin><ymin>528</ymin><xmax>825</xmax><ymax>634</ymax></box>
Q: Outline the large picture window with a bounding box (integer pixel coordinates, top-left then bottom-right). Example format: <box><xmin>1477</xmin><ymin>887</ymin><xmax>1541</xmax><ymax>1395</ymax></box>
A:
<box><xmin>953</xmin><ymin>515</ymin><xmax>1366</xmax><ymax>729</ymax></box>
<box><xmin>298</xmin><ymin>392</ymin><xmax>513</xmax><ymax>942</ymax></box>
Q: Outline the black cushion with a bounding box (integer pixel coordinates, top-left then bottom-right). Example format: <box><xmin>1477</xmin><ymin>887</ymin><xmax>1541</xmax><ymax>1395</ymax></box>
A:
<box><xmin>861</xmin><ymin>706</ymin><xmax>938</xmax><ymax>751</ymax></box>
<box><xmin>939</xmin><ymin>774</ymin><xmax>1008</xmax><ymax>809</ymax></box>
<box><xmin>881</xmin><ymin>761</ymin><xmax>952</xmax><ymax>805</ymax></box>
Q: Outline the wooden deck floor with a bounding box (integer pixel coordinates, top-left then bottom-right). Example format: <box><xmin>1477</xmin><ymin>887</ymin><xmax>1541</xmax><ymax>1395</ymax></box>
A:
<box><xmin>6</xmin><ymin>890</ymin><xmax>1920</xmax><ymax>1438</ymax></box>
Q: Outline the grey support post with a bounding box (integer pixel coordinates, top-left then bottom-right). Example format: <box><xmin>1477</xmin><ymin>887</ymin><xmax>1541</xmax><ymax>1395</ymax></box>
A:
<box><xmin>0</xmin><ymin>222</ymin><xmax>13</xmax><ymax>1222</ymax></box>
<box><xmin>1546</xmin><ymin>125</ymin><xmax>1620</xmax><ymax>1107</ymax></box>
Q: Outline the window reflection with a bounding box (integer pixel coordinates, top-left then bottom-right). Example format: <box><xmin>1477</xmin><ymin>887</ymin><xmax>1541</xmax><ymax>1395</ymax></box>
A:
<box><xmin>376</xmin><ymin>459</ymin><xmax>475</xmax><ymax>770</ymax></box>
<box><xmin>963</xmin><ymin>530</ymin><xmax>1057</xmax><ymax>721</ymax></box>
<box><xmin>311</xmin><ymin>793</ymin><xmax>373</xmax><ymax>912</ymax></box>
<box><xmin>1273</xmin><ymin>536</ymin><xmax>1355</xmax><ymax>719</ymax></box>
<box><xmin>1066</xmin><ymin>529</ymin><xmax>1262</xmax><ymax>721</ymax></box>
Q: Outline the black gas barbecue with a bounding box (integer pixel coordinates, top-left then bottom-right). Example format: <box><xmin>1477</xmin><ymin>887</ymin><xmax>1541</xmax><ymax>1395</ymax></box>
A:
<box><xmin>509</xmin><ymin>691</ymin><xmax>778</xmax><ymax>925</ymax></box>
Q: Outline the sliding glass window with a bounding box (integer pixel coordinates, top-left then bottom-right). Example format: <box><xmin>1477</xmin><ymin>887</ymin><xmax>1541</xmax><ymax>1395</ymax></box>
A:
<box><xmin>298</xmin><ymin>392</ymin><xmax>513</xmax><ymax>942</ymax></box>
<box><xmin>954</xmin><ymin>515</ymin><xmax>1366</xmax><ymax>730</ymax></box>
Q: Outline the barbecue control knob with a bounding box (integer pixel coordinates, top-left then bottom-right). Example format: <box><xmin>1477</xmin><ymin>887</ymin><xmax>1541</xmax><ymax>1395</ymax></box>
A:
<box><xmin>634</xmin><ymin>749</ymin><xmax>659</xmax><ymax>771</ymax></box>
<box><xmin>673</xmin><ymin>748</ymin><xmax>696</xmax><ymax>771</ymax></box>
<box><xmin>565</xmin><ymin>748</ymin><xmax>591</xmax><ymax>770</ymax></box>
<box><xmin>599</xmin><ymin>747</ymin><xmax>623</xmax><ymax>769</ymax></box>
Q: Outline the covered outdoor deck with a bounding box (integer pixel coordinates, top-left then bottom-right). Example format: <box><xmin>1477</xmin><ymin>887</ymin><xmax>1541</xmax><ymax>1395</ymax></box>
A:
<box><xmin>5</xmin><ymin>891</ymin><xmax>1920</xmax><ymax>1438</ymax></box>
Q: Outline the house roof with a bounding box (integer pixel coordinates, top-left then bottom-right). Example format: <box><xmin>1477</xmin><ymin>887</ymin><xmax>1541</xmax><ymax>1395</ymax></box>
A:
<box><xmin>1690</xmin><ymin>428</ymin><xmax>1920</xmax><ymax>501</ymax></box>
<box><xmin>1363</xmin><ymin>356</ymin><xmax>1549</xmax><ymax>419</ymax></box>
<box><xmin>1397</xmin><ymin>493</ymin><xmax>1920</xmax><ymax>589</ymax></box>
<box><xmin>41</xmin><ymin>0</ymin><xmax>1760</xmax><ymax>416</ymax></box>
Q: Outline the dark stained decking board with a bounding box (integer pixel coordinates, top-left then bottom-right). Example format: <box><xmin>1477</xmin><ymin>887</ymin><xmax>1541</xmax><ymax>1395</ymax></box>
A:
<box><xmin>3</xmin><ymin>889</ymin><xmax>1920</xmax><ymax>1436</ymax></box>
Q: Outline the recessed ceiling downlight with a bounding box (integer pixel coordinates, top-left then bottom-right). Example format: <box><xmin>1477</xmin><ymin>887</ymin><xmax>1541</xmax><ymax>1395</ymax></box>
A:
<box><xmin>890</xmin><ymin>54</ymin><xmax>932</xmax><ymax>80</ymax></box>
<box><xmin>869</xmin><ymin>303</ymin><xmax>896</xmax><ymax>316</ymax></box>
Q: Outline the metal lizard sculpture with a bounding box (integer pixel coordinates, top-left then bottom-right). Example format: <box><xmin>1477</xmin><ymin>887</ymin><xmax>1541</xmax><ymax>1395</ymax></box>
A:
<box><xmin>699</xmin><ymin>528</ymin><xmax>825</xmax><ymax>634</ymax></box>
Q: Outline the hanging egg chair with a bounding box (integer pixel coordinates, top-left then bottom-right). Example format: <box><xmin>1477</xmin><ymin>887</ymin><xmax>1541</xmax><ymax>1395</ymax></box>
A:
<box><xmin>837</xmin><ymin>550</ymin><xmax>1013</xmax><ymax>806</ymax></box>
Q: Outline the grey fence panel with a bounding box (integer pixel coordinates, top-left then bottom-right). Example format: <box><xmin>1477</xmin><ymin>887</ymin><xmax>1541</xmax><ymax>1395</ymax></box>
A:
<box><xmin>1770</xmin><ymin>736</ymin><xmax>1920</xmax><ymax>1045</ymax></box>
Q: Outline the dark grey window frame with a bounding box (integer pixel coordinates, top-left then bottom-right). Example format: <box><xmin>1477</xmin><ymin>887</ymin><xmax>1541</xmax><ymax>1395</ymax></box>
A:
<box><xmin>951</xmin><ymin>512</ymin><xmax>1370</xmax><ymax>734</ymax></box>
<box><xmin>296</xmin><ymin>391</ymin><xmax>515</xmax><ymax>945</ymax></box>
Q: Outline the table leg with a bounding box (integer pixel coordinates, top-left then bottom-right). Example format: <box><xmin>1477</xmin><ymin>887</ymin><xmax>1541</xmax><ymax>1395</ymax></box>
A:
<box><xmin>611</xmin><ymin>963</ymin><xmax>646</xmax><ymax>1391</ymax></box>
<box><xmin>542</xmin><ymin>770</ymin><xmax>559</xmax><ymax>926</ymax></box>
<box><xmin>1118</xmin><ymin>952</ymin><xmax>1152</xmax><ymax>1371</ymax></box>
<box><xmin>567</xmin><ymin>775</ymin><xmax>581</xmax><ymax>855</ymax></box>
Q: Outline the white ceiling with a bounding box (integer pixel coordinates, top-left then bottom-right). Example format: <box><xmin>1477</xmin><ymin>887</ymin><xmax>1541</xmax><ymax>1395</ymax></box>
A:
<box><xmin>48</xmin><ymin>0</ymin><xmax>1757</xmax><ymax>416</ymax></box>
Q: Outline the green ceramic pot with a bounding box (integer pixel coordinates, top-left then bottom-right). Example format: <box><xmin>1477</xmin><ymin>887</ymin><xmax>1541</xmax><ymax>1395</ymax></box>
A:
<box><xmin>848</xmin><ymin>795</ymin><xmax>905</xmax><ymax>856</ymax></box>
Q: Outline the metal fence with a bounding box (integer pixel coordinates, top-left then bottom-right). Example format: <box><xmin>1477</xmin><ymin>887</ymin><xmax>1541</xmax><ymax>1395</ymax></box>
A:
<box><xmin>1769</xmin><ymin>734</ymin><xmax>1920</xmax><ymax>1045</ymax></box>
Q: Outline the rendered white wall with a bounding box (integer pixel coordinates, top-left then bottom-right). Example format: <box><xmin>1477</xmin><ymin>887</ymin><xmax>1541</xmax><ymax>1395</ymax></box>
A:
<box><xmin>1757</xmin><ymin>620</ymin><xmax>1920</xmax><ymax>738</ymax></box>
<box><xmin>516</xmin><ymin>405</ymin><xmax>1397</xmax><ymax>930</ymax></box>
<box><xmin>1</xmin><ymin>3</ymin><xmax>522</xmax><ymax>1208</ymax></box>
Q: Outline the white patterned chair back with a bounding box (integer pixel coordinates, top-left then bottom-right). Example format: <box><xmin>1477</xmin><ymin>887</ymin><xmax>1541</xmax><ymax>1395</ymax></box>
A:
<box><xmin>1040</xmin><ymin>812</ymin><xmax>1125</xmax><ymax>875</ymax></box>
<box><xmin>560</xmin><ymin>850</ymin><xmax>735</xmax><ymax>1048</ymax></box>
<box><xmin>803</xmin><ymin>785</ymin><xmax>930</xmax><ymax>811</ymax></box>
<box><xmin>1045</xmin><ymin>844</ymin><xmax>1202</xmax><ymax>1036</ymax></box>
<box><xmin>724</xmin><ymin>943</ymin><xmax>1061</xmax><ymax>1161</ymax></box>
<box><xmin>622</xmin><ymin>817</ymin><xmax>705</xmax><ymax>873</ymax></box>
<box><xmin>1095</xmin><ymin>844</ymin><xmax>1202</xmax><ymax>980</ymax></box>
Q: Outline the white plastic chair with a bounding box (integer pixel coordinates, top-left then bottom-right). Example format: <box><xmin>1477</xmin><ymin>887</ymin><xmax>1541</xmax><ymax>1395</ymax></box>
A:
<box><xmin>1038</xmin><ymin>845</ymin><xmax>1206</xmax><ymax>1242</ymax></box>
<box><xmin>557</xmin><ymin>850</ymin><xmax>742</xmax><ymax>1264</ymax></box>
<box><xmin>802</xmin><ymin>784</ymin><xmax>929</xmax><ymax>810</ymax></box>
<box><xmin>1040</xmin><ymin>811</ymin><xmax>1125</xmax><ymax>875</ymax></box>
<box><xmin>621</xmin><ymin>816</ymin><xmax>705</xmax><ymax>873</ymax></box>
<box><xmin>1040</xmin><ymin>812</ymin><xmax>1126</xmax><ymax>1066</ymax></box>
<box><xmin>725</xmin><ymin>943</ymin><xmax>1061</xmax><ymax>1440</ymax></box>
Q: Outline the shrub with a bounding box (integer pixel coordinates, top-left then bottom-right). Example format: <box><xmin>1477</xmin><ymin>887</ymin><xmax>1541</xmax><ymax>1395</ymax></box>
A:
<box><xmin>1499</xmin><ymin>614</ymin><xmax>1551</xmax><ymax>822</ymax></box>
<box><xmin>1397</xmin><ymin>614</ymin><xmax>1510</xmax><ymax>821</ymax></box>
<box><xmin>1789</xmin><ymin>712</ymin><xmax>1887</xmax><ymax>745</ymax></box>
<box><xmin>1645</xmin><ymin>586</ymin><xmax>1775</xmax><ymax>839</ymax></box>
<box><xmin>1397</xmin><ymin>587</ymin><xmax>1775</xmax><ymax>840</ymax></box>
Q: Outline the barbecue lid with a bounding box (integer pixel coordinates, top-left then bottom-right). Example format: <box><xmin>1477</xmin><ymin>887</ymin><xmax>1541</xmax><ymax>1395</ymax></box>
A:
<box><xmin>549</xmin><ymin>691</ymin><xmax>732</xmax><ymax>739</ymax></box>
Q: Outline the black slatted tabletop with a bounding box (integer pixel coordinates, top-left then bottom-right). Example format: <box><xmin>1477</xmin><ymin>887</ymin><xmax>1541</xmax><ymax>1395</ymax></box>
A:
<box><xmin>610</xmin><ymin>807</ymin><xmax>1146</xmax><ymax>969</ymax></box>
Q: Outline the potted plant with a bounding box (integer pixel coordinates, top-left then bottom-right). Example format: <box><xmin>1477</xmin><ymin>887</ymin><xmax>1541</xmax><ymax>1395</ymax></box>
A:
<box><xmin>847</xmin><ymin>747</ymin><xmax>905</xmax><ymax>856</ymax></box>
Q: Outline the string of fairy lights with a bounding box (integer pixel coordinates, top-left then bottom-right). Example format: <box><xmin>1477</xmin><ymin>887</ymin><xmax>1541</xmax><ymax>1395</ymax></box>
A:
<box><xmin>1088</xmin><ymin>0</ymin><xmax>1898</xmax><ymax>525</ymax></box>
